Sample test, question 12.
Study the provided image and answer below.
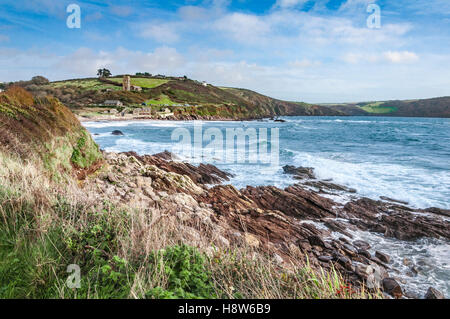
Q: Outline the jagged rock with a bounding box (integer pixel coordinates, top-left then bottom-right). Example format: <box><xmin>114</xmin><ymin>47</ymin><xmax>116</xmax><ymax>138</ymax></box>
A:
<box><xmin>283</xmin><ymin>165</ymin><xmax>316</xmax><ymax>179</ymax></box>
<box><xmin>353</xmin><ymin>240</ymin><xmax>371</xmax><ymax>250</ymax></box>
<box><xmin>308</xmin><ymin>235</ymin><xmax>327</xmax><ymax>248</ymax></box>
<box><xmin>382</xmin><ymin>278</ymin><xmax>403</xmax><ymax>298</ymax></box>
<box><xmin>345</xmin><ymin>198</ymin><xmax>450</xmax><ymax>241</ymax></box>
<box><xmin>357</xmin><ymin>249</ymin><xmax>372</xmax><ymax>259</ymax></box>
<box><xmin>153</xmin><ymin>150</ymin><xmax>178</xmax><ymax>161</ymax></box>
<box><xmin>318</xmin><ymin>255</ymin><xmax>334</xmax><ymax>262</ymax></box>
<box><xmin>380</xmin><ymin>196</ymin><xmax>409</xmax><ymax>205</ymax></box>
<box><xmin>424</xmin><ymin>287</ymin><xmax>445</xmax><ymax>299</ymax></box>
<box><xmin>375</xmin><ymin>251</ymin><xmax>391</xmax><ymax>264</ymax></box>
<box><xmin>242</xmin><ymin>185</ymin><xmax>337</xmax><ymax>219</ymax></box>
<box><xmin>337</xmin><ymin>256</ymin><xmax>353</xmax><ymax>270</ymax></box>
<box><xmin>123</xmin><ymin>151</ymin><xmax>233</xmax><ymax>185</ymax></box>
<box><xmin>304</xmin><ymin>180</ymin><xmax>357</xmax><ymax>194</ymax></box>
<box><xmin>111</xmin><ymin>130</ymin><xmax>124</xmax><ymax>136</ymax></box>
<box><xmin>424</xmin><ymin>207</ymin><xmax>450</xmax><ymax>218</ymax></box>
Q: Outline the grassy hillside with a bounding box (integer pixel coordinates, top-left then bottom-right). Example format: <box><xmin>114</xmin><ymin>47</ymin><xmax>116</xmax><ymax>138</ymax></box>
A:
<box><xmin>6</xmin><ymin>76</ymin><xmax>449</xmax><ymax>118</ymax></box>
<box><xmin>8</xmin><ymin>76</ymin><xmax>343</xmax><ymax>119</ymax></box>
<box><xmin>0</xmin><ymin>87</ymin><xmax>102</xmax><ymax>179</ymax></box>
<box><xmin>108</xmin><ymin>77</ymin><xmax>169</xmax><ymax>89</ymax></box>
<box><xmin>370</xmin><ymin>97</ymin><xmax>450</xmax><ymax>118</ymax></box>
<box><xmin>358</xmin><ymin>102</ymin><xmax>398</xmax><ymax>114</ymax></box>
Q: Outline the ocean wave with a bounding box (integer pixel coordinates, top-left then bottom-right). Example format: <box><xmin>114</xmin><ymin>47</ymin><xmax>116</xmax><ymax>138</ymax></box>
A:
<box><xmin>291</xmin><ymin>151</ymin><xmax>450</xmax><ymax>209</ymax></box>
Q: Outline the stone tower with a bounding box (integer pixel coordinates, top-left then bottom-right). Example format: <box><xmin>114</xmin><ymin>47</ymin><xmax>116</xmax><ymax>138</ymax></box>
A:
<box><xmin>123</xmin><ymin>75</ymin><xmax>131</xmax><ymax>91</ymax></box>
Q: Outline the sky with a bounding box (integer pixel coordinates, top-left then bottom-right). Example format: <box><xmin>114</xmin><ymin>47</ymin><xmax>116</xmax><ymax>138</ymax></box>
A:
<box><xmin>0</xmin><ymin>0</ymin><xmax>450</xmax><ymax>103</ymax></box>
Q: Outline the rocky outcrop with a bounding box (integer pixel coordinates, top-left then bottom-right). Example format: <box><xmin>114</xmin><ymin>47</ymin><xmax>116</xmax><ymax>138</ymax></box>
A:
<box><xmin>84</xmin><ymin>154</ymin><xmax>449</xmax><ymax>299</ymax></box>
<box><xmin>344</xmin><ymin>198</ymin><xmax>450</xmax><ymax>241</ymax></box>
<box><xmin>425</xmin><ymin>287</ymin><xmax>445</xmax><ymax>299</ymax></box>
<box><xmin>122</xmin><ymin>151</ymin><xmax>234</xmax><ymax>185</ymax></box>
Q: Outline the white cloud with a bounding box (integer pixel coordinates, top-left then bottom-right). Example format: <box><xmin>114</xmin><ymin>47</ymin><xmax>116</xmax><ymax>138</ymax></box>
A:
<box><xmin>383</xmin><ymin>51</ymin><xmax>419</xmax><ymax>63</ymax></box>
<box><xmin>342</xmin><ymin>51</ymin><xmax>419</xmax><ymax>64</ymax></box>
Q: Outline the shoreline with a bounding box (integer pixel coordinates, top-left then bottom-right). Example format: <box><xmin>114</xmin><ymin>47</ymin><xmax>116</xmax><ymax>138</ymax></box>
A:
<box><xmin>93</xmin><ymin>149</ymin><xmax>450</xmax><ymax>299</ymax></box>
<box><xmin>83</xmin><ymin>118</ymin><xmax>450</xmax><ymax>298</ymax></box>
<box><xmin>77</xmin><ymin>114</ymin><xmax>450</xmax><ymax>123</ymax></box>
<box><xmin>77</xmin><ymin>114</ymin><xmax>267</xmax><ymax>123</ymax></box>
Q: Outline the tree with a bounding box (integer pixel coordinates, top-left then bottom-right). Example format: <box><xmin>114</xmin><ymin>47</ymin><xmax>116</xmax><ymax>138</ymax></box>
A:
<box><xmin>97</xmin><ymin>68</ymin><xmax>112</xmax><ymax>78</ymax></box>
<box><xmin>31</xmin><ymin>76</ymin><xmax>49</xmax><ymax>85</ymax></box>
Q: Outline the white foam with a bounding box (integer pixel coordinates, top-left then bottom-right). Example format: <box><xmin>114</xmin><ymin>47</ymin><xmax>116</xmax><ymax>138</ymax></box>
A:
<box><xmin>291</xmin><ymin>151</ymin><xmax>450</xmax><ymax>209</ymax></box>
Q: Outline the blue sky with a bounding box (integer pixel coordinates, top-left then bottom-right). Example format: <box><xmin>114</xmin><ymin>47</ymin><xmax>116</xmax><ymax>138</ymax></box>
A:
<box><xmin>1</xmin><ymin>0</ymin><xmax>450</xmax><ymax>102</ymax></box>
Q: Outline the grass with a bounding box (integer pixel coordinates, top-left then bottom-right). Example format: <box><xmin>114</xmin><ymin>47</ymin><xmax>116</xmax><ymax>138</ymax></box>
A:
<box><xmin>49</xmin><ymin>79</ymin><xmax>121</xmax><ymax>92</ymax></box>
<box><xmin>109</xmin><ymin>77</ymin><xmax>169</xmax><ymax>89</ymax></box>
<box><xmin>144</xmin><ymin>94</ymin><xmax>177</xmax><ymax>106</ymax></box>
<box><xmin>360</xmin><ymin>102</ymin><xmax>397</xmax><ymax>114</ymax></box>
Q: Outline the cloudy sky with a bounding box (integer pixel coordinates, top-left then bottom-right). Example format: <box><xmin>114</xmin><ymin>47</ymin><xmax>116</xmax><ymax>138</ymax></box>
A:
<box><xmin>1</xmin><ymin>0</ymin><xmax>450</xmax><ymax>102</ymax></box>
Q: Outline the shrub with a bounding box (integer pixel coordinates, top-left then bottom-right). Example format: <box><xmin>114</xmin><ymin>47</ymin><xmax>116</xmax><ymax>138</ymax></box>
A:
<box><xmin>145</xmin><ymin>245</ymin><xmax>216</xmax><ymax>299</ymax></box>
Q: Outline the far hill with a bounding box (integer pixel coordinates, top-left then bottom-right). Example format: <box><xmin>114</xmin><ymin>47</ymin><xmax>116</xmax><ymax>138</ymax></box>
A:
<box><xmin>2</xmin><ymin>76</ymin><xmax>346</xmax><ymax>120</ymax></box>
<box><xmin>3</xmin><ymin>75</ymin><xmax>449</xmax><ymax>118</ymax></box>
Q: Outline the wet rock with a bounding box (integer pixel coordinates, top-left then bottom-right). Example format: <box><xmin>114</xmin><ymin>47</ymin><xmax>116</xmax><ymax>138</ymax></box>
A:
<box><xmin>283</xmin><ymin>165</ymin><xmax>316</xmax><ymax>179</ymax></box>
<box><xmin>424</xmin><ymin>207</ymin><xmax>450</xmax><ymax>218</ymax></box>
<box><xmin>304</xmin><ymin>181</ymin><xmax>357</xmax><ymax>194</ymax></box>
<box><xmin>111</xmin><ymin>130</ymin><xmax>124</xmax><ymax>136</ymax></box>
<box><xmin>375</xmin><ymin>251</ymin><xmax>391</xmax><ymax>264</ymax></box>
<box><xmin>382</xmin><ymin>278</ymin><xmax>403</xmax><ymax>299</ymax></box>
<box><xmin>380</xmin><ymin>196</ymin><xmax>409</xmax><ymax>205</ymax></box>
<box><xmin>425</xmin><ymin>287</ymin><xmax>445</xmax><ymax>299</ymax></box>
<box><xmin>353</xmin><ymin>240</ymin><xmax>371</xmax><ymax>250</ymax></box>
<box><xmin>344</xmin><ymin>197</ymin><xmax>450</xmax><ymax>241</ymax></box>
<box><xmin>357</xmin><ymin>249</ymin><xmax>372</xmax><ymax>259</ymax></box>
<box><xmin>153</xmin><ymin>150</ymin><xmax>179</xmax><ymax>161</ymax></box>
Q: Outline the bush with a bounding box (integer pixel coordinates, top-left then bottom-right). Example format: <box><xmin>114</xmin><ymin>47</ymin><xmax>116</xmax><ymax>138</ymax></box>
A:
<box><xmin>146</xmin><ymin>245</ymin><xmax>216</xmax><ymax>299</ymax></box>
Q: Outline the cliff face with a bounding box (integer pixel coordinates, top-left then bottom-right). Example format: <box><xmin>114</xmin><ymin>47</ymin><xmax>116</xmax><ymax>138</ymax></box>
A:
<box><xmin>0</xmin><ymin>87</ymin><xmax>102</xmax><ymax>179</ymax></box>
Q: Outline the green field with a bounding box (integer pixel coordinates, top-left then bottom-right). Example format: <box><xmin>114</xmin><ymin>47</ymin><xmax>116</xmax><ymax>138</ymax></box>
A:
<box><xmin>50</xmin><ymin>79</ymin><xmax>121</xmax><ymax>91</ymax></box>
<box><xmin>109</xmin><ymin>77</ymin><xmax>169</xmax><ymax>89</ymax></box>
<box><xmin>144</xmin><ymin>94</ymin><xmax>177</xmax><ymax>106</ymax></box>
<box><xmin>360</xmin><ymin>102</ymin><xmax>397</xmax><ymax>114</ymax></box>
